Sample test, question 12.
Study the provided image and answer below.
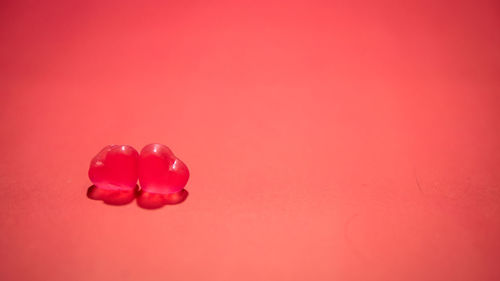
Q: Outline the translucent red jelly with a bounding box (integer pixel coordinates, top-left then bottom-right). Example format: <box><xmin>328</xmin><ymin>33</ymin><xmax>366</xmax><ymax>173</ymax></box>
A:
<box><xmin>87</xmin><ymin>144</ymin><xmax>189</xmax><ymax>208</ymax></box>
<box><xmin>88</xmin><ymin>145</ymin><xmax>139</xmax><ymax>191</ymax></box>
<box><xmin>138</xmin><ymin>143</ymin><xmax>190</xmax><ymax>194</ymax></box>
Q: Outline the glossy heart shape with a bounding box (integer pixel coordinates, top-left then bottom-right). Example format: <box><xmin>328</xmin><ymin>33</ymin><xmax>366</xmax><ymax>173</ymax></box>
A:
<box><xmin>138</xmin><ymin>143</ymin><xmax>189</xmax><ymax>194</ymax></box>
<box><xmin>88</xmin><ymin>145</ymin><xmax>139</xmax><ymax>191</ymax></box>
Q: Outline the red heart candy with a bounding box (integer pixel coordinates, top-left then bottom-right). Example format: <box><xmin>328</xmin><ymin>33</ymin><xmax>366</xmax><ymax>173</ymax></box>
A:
<box><xmin>138</xmin><ymin>143</ymin><xmax>189</xmax><ymax>194</ymax></box>
<box><xmin>88</xmin><ymin>145</ymin><xmax>139</xmax><ymax>191</ymax></box>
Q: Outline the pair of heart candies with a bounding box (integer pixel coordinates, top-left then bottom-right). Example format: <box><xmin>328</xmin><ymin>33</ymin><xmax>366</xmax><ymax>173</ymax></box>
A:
<box><xmin>87</xmin><ymin>143</ymin><xmax>189</xmax><ymax>208</ymax></box>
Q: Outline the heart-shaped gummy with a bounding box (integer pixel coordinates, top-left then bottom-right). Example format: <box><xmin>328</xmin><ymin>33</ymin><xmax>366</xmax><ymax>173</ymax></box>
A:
<box><xmin>138</xmin><ymin>143</ymin><xmax>189</xmax><ymax>194</ymax></box>
<box><xmin>88</xmin><ymin>145</ymin><xmax>139</xmax><ymax>191</ymax></box>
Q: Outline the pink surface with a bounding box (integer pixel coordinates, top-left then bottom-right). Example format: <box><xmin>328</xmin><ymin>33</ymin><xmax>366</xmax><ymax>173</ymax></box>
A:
<box><xmin>1</xmin><ymin>1</ymin><xmax>499</xmax><ymax>281</ymax></box>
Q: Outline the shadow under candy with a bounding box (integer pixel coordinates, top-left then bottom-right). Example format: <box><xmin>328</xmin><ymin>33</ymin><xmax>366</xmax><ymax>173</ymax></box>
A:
<box><xmin>87</xmin><ymin>185</ymin><xmax>138</xmax><ymax>205</ymax></box>
<box><xmin>87</xmin><ymin>185</ymin><xmax>189</xmax><ymax>209</ymax></box>
<box><xmin>136</xmin><ymin>189</ymin><xmax>189</xmax><ymax>209</ymax></box>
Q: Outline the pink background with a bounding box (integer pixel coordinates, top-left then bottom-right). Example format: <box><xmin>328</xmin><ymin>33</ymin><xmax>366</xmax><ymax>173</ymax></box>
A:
<box><xmin>1</xmin><ymin>1</ymin><xmax>499</xmax><ymax>280</ymax></box>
